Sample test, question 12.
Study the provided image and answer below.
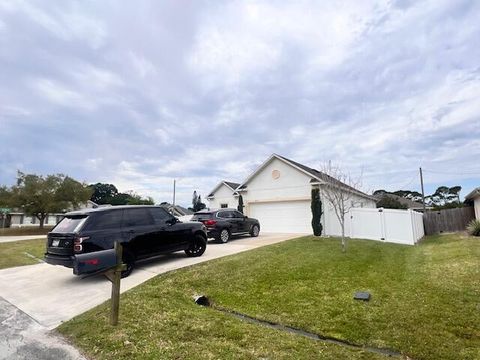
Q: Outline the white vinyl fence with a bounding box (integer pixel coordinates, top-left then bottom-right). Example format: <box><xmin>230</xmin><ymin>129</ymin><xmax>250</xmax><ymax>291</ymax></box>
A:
<box><xmin>348</xmin><ymin>208</ymin><xmax>425</xmax><ymax>245</ymax></box>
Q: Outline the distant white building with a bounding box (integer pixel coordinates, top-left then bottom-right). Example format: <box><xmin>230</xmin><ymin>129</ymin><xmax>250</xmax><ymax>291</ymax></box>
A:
<box><xmin>2</xmin><ymin>200</ymin><xmax>99</xmax><ymax>228</ymax></box>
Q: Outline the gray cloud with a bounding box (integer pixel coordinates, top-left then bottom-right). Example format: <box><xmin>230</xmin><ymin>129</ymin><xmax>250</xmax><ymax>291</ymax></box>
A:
<box><xmin>1</xmin><ymin>0</ymin><xmax>479</xmax><ymax>205</ymax></box>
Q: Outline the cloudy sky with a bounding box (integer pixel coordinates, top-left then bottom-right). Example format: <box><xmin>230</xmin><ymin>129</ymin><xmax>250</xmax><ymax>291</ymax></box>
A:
<box><xmin>1</xmin><ymin>0</ymin><xmax>479</xmax><ymax>206</ymax></box>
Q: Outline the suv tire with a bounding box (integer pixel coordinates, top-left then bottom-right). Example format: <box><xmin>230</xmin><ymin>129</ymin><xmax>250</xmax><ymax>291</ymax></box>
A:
<box><xmin>185</xmin><ymin>234</ymin><xmax>207</xmax><ymax>257</ymax></box>
<box><xmin>250</xmin><ymin>224</ymin><xmax>260</xmax><ymax>237</ymax></box>
<box><xmin>217</xmin><ymin>228</ymin><xmax>230</xmax><ymax>243</ymax></box>
<box><xmin>121</xmin><ymin>249</ymin><xmax>136</xmax><ymax>278</ymax></box>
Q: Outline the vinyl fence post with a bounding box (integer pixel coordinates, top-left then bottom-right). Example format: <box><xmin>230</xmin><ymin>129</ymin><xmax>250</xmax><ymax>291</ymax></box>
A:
<box><xmin>110</xmin><ymin>241</ymin><xmax>122</xmax><ymax>326</ymax></box>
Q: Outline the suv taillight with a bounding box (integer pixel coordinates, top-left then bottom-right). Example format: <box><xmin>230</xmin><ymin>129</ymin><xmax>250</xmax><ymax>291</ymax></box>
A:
<box><xmin>74</xmin><ymin>236</ymin><xmax>89</xmax><ymax>252</ymax></box>
<box><xmin>203</xmin><ymin>220</ymin><xmax>217</xmax><ymax>226</ymax></box>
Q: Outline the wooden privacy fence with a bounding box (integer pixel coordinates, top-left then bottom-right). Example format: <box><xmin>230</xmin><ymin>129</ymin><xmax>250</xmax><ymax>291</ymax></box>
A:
<box><xmin>423</xmin><ymin>207</ymin><xmax>475</xmax><ymax>235</ymax></box>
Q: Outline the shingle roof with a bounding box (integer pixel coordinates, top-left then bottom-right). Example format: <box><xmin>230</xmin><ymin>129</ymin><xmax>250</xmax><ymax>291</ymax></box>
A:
<box><xmin>224</xmin><ymin>181</ymin><xmax>240</xmax><ymax>190</ymax></box>
<box><xmin>208</xmin><ymin>181</ymin><xmax>240</xmax><ymax>197</ymax></box>
<box><xmin>276</xmin><ymin>155</ymin><xmax>372</xmax><ymax>198</ymax></box>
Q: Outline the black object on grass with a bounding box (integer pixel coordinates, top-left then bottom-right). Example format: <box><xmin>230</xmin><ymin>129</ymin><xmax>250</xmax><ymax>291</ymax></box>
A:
<box><xmin>354</xmin><ymin>292</ymin><xmax>371</xmax><ymax>301</ymax></box>
<box><xmin>194</xmin><ymin>295</ymin><xmax>210</xmax><ymax>306</ymax></box>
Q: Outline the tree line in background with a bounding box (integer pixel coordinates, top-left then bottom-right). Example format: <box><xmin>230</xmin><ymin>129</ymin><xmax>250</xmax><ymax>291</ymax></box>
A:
<box><xmin>0</xmin><ymin>172</ymin><xmax>92</xmax><ymax>228</ymax></box>
<box><xmin>89</xmin><ymin>183</ymin><xmax>154</xmax><ymax>205</ymax></box>
<box><xmin>0</xmin><ymin>174</ymin><xmax>156</xmax><ymax>229</ymax></box>
<box><xmin>374</xmin><ymin>185</ymin><xmax>464</xmax><ymax>210</ymax></box>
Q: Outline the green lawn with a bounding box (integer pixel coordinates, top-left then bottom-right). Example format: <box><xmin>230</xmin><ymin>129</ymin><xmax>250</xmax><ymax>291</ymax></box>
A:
<box><xmin>58</xmin><ymin>234</ymin><xmax>480</xmax><ymax>360</ymax></box>
<box><xmin>0</xmin><ymin>238</ymin><xmax>46</xmax><ymax>269</ymax></box>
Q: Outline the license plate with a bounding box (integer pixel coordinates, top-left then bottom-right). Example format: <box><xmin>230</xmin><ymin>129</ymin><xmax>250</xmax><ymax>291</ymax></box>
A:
<box><xmin>52</xmin><ymin>240</ymin><xmax>60</xmax><ymax>247</ymax></box>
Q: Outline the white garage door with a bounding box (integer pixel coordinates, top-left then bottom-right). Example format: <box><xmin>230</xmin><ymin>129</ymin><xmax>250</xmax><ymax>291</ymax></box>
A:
<box><xmin>249</xmin><ymin>201</ymin><xmax>312</xmax><ymax>234</ymax></box>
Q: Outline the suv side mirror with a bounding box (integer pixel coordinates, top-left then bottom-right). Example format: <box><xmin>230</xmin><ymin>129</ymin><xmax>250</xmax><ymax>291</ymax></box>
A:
<box><xmin>166</xmin><ymin>217</ymin><xmax>177</xmax><ymax>225</ymax></box>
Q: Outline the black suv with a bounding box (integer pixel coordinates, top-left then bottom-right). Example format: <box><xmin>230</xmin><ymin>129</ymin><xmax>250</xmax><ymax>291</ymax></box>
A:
<box><xmin>191</xmin><ymin>209</ymin><xmax>260</xmax><ymax>243</ymax></box>
<box><xmin>45</xmin><ymin>205</ymin><xmax>207</xmax><ymax>277</ymax></box>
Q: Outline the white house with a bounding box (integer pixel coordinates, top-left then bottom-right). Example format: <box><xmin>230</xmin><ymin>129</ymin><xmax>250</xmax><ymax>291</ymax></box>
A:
<box><xmin>4</xmin><ymin>200</ymin><xmax>99</xmax><ymax>228</ymax></box>
<box><xmin>207</xmin><ymin>154</ymin><xmax>376</xmax><ymax>235</ymax></box>
<box><xmin>207</xmin><ymin>181</ymin><xmax>241</xmax><ymax>209</ymax></box>
<box><xmin>465</xmin><ymin>187</ymin><xmax>480</xmax><ymax>219</ymax></box>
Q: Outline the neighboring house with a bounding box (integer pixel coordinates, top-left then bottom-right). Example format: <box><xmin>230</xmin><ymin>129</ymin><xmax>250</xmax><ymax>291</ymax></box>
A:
<box><xmin>207</xmin><ymin>154</ymin><xmax>376</xmax><ymax>234</ymax></box>
<box><xmin>206</xmin><ymin>181</ymin><xmax>241</xmax><ymax>209</ymax></box>
<box><xmin>465</xmin><ymin>187</ymin><xmax>480</xmax><ymax>219</ymax></box>
<box><xmin>374</xmin><ymin>193</ymin><xmax>426</xmax><ymax>211</ymax></box>
<box><xmin>159</xmin><ymin>203</ymin><xmax>194</xmax><ymax>217</ymax></box>
<box><xmin>4</xmin><ymin>200</ymin><xmax>99</xmax><ymax>228</ymax></box>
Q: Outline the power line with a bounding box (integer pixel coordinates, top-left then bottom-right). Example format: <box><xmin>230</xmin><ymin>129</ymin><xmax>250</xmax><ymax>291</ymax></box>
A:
<box><xmin>422</xmin><ymin>169</ymin><xmax>480</xmax><ymax>176</ymax></box>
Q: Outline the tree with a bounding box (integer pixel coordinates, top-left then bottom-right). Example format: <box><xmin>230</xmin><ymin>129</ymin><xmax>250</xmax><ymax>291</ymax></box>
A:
<box><xmin>392</xmin><ymin>190</ymin><xmax>423</xmax><ymax>202</ymax></box>
<box><xmin>8</xmin><ymin>171</ymin><xmax>92</xmax><ymax>228</ymax></box>
<box><xmin>376</xmin><ymin>195</ymin><xmax>408</xmax><ymax>209</ymax></box>
<box><xmin>311</xmin><ymin>188</ymin><xmax>323</xmax><ymax>236</ymax></box>
<box><xmin>191</xmin><ymin>191</ymin><xmax>206</xmax><ymax>212</ymax></box>
<box><xmin>89</xmin><ymin>183</ymin><xmax>119</xmax><ymax>204</ymax></box>
<box><xmin>237</xmin><ymin>194</ymin><xmax>244</xmax><ymax>214</ymax></box>
<box><xmin>192</xmin><ymin>191</ymin><xmax>198</xmax><ymax>209</ymax></box>
<box><xmin>425</xmin><ymin>186</ymin><xmax>462</xmax><ymax>209</ymax></box>
<box><xmin>126</xmin><ymin>192</ymin><xmax>155</xmax><ymax>205</ymax></box>
<box><xmin>0</xmin><ymin>186</ymin><xmax>11</xmax><ymax>207</ymax></box>
<box><xmin>194</xmin><ymin>195</ymin><xmax>206</xmax><ymax>211</ymax></box>
<box><xmin>318</xmin><ymin>163</ymin><xmax>362</xmax><ymax>252</ymax></box>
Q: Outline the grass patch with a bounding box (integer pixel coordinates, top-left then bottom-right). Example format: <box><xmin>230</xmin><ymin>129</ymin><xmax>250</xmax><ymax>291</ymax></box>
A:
<box><xmin>59</xmin><ymin>234</ymin><xmax>480</xmax><ymax>360</ymax></box>
<box><xmin>0</xmin><ymin>226</ymin><xmax>53</xmax><ymax>236</ymax></box>
<box><xmin>0</xmin><ymin>238</ymin><xmax>46</xmax><ymax>269</ymax></box>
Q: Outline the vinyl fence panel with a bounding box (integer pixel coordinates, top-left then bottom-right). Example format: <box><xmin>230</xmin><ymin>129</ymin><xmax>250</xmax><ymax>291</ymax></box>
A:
<box><xmin>349</xmin><ymin>208</ymin><xmax>424</xmax><ymax>245</ymax></box>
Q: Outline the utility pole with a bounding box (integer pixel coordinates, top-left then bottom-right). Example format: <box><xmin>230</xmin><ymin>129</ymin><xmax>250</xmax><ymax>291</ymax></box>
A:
<box><xmin>419</xmin><ymin>167</ymin><xmax>426</xmax><ymax>212</ymax></box>
<box><xmin>173</xmin><ymin>179</ymin><xmax>176</xmax><ymax>207</ymax></box>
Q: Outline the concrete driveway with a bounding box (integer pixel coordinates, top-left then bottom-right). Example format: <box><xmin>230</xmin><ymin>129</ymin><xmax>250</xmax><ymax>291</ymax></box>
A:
<box><xmin>0</xmin><ymin>235</ymin><xmax>46</xmax><ymax>243</ymax></box>
<box><xmin>0</xmin><ymin>233</ymin><xmax>303</xmax><ymax>329</ymax></box>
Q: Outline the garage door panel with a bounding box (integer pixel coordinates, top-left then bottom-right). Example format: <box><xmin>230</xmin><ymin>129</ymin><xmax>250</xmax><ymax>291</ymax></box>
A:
<box><xmin>249</xmin><ymin>201</ymin><xmax>311</xmax><ymax>234</ymax></box>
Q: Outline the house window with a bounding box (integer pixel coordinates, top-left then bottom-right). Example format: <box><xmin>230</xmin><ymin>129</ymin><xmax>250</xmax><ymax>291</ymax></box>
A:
<box><xmin>220</xmin><ymin>203</ymin><xmax>228</xmax><ymax>208</ymax></box>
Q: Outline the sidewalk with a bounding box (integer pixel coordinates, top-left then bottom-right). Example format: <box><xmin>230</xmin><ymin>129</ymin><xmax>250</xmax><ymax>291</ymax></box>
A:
<box><xmin>0</xmin><ymin>235</ymin><xmax>47</xmax><ymax>243</ymax></box>
<box><xmin>0</xmin><ymin>297</ymin><xmax>85</xmax><ymax>360</ymax></box>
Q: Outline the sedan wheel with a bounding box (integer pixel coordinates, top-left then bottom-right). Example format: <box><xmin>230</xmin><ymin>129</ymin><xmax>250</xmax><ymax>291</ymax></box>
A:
<box><xmin>185</xmin><ymin>235</ymin><xmax>207</xmax><ymax>257</ymax></box>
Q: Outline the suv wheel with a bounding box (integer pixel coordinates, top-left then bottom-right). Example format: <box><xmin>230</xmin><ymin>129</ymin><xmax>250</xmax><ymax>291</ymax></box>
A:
<box><xmin>121</xmin><ymin>250</ymin><xmax>136</xmax><ymax>278</ymax></box>
<box><xmin>250</xmin><ymin>224</ymin><xmax>260</xmax><ymax>237</ymax></box>
<box><xmin>185</xmin><ymin>235</ymin><xmax>207</xmax><ymax>257</ymax></box>
<box><xmin>217</xmin><ymin>229</ymin><xmax>230</xmax><ymax>243</ymax></box>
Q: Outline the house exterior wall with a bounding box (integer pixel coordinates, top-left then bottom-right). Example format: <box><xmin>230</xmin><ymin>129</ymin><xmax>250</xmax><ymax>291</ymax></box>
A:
<box><xmin>208</xmin><ymin>184</ymin><xmax>236</xmax><ymax>209</ymax></box>
<box><xmin>243</xmin><ymin>158</ymin><xmax>312</xmax><ymax>208</ymax></box>
<box><xmin>474</xmin><ymin>197</ymin><xmax>480</xmax><ymax>219</ymax></box>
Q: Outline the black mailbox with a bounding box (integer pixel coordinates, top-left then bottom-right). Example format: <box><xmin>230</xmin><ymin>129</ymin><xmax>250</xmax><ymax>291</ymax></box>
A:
<box><xmin>73</xmin><ymin>249</ymin><xmax>117</xmax><ymax>275</ymax></box>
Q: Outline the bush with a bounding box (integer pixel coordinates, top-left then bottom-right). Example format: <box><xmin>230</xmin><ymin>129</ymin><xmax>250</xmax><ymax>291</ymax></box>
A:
<box><xmin>466</xmin><ymin>219</ymin><xmax>480</xmax><ymax>236</ymax></box>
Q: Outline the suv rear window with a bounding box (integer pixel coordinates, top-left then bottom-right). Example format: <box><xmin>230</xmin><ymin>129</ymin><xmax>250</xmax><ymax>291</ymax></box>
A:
<box><xmin>53</xmin><ymin>216</ymin><xmax>88</xmax><ymax>233</ymax></box>
<box><xmin>192</xmin><ymin>213</ymin><xmax>213</xmax><ymax>221</ymax></box>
